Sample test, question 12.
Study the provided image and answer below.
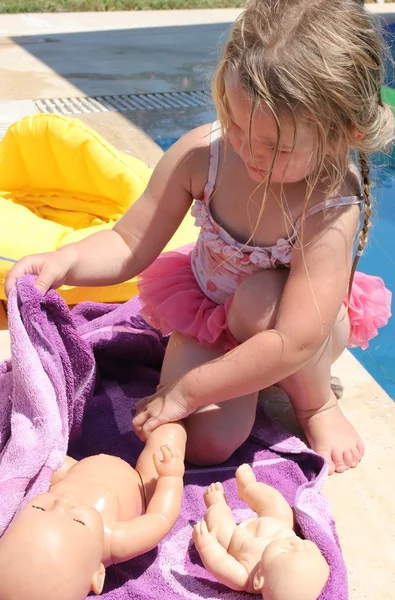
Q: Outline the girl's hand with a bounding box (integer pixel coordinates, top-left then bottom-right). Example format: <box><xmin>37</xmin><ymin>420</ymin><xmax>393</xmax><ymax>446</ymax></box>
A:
<box><xmin>132</xmin><ymin>380</ymin><xmax>195</xmax><ymax>441</ymax></box>
<box><xmin>4</xmin><ymin>249</ymin><xmax>76</xmax><ymax>297</ymax></box>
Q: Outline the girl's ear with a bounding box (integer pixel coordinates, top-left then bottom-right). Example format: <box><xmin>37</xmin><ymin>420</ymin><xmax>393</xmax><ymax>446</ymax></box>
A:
<box><xmin>351</xmin><ymin>126</ymin><xmax>365</xmax><ymax>140</ymax></box>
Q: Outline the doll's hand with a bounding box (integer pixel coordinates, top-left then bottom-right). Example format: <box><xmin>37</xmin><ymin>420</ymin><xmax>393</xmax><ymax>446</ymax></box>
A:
<box><xmin>153</xmin><ymin>444</ymin><xmax>185</xmax><ymax>478</ymax></box>
<box><xmin>193</xmin><ymin>521</ymin><xmax>219</xmax><ymax>551</ymax></box>
<box><xmin>133</xmin><ymin>380</ymin><xmax>195</xmax><ymax>441</ymax></box>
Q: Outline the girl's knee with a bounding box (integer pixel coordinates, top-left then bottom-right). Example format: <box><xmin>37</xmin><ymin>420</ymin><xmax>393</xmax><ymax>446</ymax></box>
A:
<box><xmin>185</xmin><ymin>419</ymin><xmax>241</xmax><ymax>465</ymax></box>
<box><xmin>184</xmin><ymin>402</ymin><xmax>257</xmax><ymax>465</ymax></box>
<box><xmin>228</xmin><ymin>269</ymin><xmax>288</xmax><ymax>342</ymax></box>
<box><xmin>185</xmin><ymin>438</ymin><xmax>235</xmax><ymax>466</ymax></box>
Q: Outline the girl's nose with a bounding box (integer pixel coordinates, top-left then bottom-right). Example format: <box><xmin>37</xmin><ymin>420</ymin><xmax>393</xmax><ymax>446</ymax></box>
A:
<box><xmin>239</xmin><ymin>136</ymin><xmax>251</xmax><ymax>163</ymax></box>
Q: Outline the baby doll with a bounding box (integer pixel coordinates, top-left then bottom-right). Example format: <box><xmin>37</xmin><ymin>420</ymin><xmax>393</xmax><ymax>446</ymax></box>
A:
<box><xmin>193</xmin><ymin>464</ymin><xmax>329</xmax><ymax>600</ymax></box>
<box><xmin>0</xmin><ymin>422</ymin><xmax>186</xmax><ymax>600</ymax></box>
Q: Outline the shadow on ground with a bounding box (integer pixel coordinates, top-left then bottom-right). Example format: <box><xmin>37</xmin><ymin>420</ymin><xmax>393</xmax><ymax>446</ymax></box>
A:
<box><xmin>10</xmin><ymin>23</ymin><xmax>230</xmax><ymax>96</ymax></box>
<box><xmin>10</xmin><ymin>22</ymin><xmax>227</xmax><ymax>143</ymax></box>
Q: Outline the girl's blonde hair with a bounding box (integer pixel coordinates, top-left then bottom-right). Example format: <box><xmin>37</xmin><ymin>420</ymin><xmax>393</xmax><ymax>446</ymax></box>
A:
<box><xmin>212</xmin><ymin>0</ymin><xmax>394</xmax><ymax>265</ymax></box>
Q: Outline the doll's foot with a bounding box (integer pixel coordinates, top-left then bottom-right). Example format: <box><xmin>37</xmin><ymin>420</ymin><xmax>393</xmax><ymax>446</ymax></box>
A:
<box><xmin>235</xmin><ymin>463</ymin><xmax>256</xmax><ymax>492</ymax></box>
<box><xmin>204</xmin><ymin>482</ymin><xmax>226</xmax><ymax>507</ymax></box>
<box><xmin>296</xmin><ymin>394</ymin><xmax>364</xmax><ymax>475</ymax></box>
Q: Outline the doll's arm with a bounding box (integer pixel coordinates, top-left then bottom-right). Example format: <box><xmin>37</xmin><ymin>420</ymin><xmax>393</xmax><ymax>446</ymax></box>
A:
<box><xmin>135</xmin><ymin>421</ymin><xmax>186</xmax><ymax>505</ymax></box>
<box><xmin>110</xmin><ymin>446</ymin><xmax>184</xmax><ymax>563</ymax></box>
<box><xmin>193</xmin><ymin>521</ymin><xmax>249</xmax><ymax>591</ymax></box>
<box><xmin>50</xmin><ymin>456</ymin><xmax>77</xmax><ymax>485</ymax></box>
<box><xmin>111</xmin><ymin>512</ymin><xmax>176</xmax><ymax>563</ymax></box>
<box><xmin>236</xmin><ymin>464</ymin><xmax>294</xmax><ymax>528</ymax></box>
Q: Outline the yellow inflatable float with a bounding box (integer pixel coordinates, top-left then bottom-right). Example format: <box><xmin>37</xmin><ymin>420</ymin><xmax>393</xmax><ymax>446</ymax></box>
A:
<box><xmin>0</xmin><ymin>114</ymin><xmax>197</xmax><ymax>303</ymax></box>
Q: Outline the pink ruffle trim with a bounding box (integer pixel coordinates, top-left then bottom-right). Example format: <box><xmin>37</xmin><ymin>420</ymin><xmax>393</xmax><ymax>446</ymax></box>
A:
<box><xmin>138</xmin><ymin>251</ymin><xmax>392</xmax><ymax>351</ymax></box>
<box><xmin>138</xmin><ymin>250</ymin><xmax>238</xmax><ymax>351</ymax></box>
<box><xmin>347</xmin><ymin>271</ymin><xmax>392</xmax><ymax>350</ymax></box>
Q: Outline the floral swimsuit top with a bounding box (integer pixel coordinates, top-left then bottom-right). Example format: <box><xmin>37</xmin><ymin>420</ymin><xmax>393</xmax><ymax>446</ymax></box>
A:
<box><xmin>190</xmin><ymin>122</ymin><xmax>363</xmax><ymax>305</ymax></box>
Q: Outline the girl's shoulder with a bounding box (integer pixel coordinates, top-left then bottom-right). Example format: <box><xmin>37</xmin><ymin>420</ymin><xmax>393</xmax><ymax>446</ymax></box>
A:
<box><xmin>291</xmin><ymin>163</ymin><xmax>362</xmax><ymax>245</ymax></box>
<box><xmin>165</xmin><ymin>123</ymin><xmax>214</xmax><ymax>199</ymax></box>
<box><xmin>343</xmin><ymin>161</ymin><xmax>362</xmax><ymax>197</ymax></box>
<box><xmin>304</xmin><ymin>162</ymin><xmax>362</xmax><ymax>215</ymax></box>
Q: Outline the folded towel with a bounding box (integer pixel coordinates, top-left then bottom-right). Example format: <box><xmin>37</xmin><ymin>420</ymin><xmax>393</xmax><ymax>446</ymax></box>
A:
<box><xmin>0</xmin><ymin>276</ymin><xmax>348</xmax><ymax>599</ymax></box>
<box><xmin>0</xmin><ymin>276</ymin><xmax>95</xmax><ymax>533</ymax></box>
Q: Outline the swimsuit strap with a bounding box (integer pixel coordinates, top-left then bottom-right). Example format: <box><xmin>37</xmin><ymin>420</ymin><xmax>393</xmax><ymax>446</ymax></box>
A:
<box><xmin>293</xmin><ymin>195</ymin><xmax>364</xmax><ymax>235</ymax></box>
<box><xmin>203</xmin><ymin>121</ymin><xmax>222</xmax><ymax>202</ymax></box>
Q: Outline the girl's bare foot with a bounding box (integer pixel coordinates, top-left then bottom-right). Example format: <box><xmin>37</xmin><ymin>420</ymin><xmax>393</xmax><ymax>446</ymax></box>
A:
<box><xmin>295</xmin><ymin>393</ymin><xmax>364</xmax><ymax>475</ymax></box>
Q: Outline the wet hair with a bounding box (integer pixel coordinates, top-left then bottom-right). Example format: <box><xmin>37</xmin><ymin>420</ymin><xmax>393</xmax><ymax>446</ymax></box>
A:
<box><xmin>212</xmin><ymin>0</ymin><xmax>394</xmax><ymax>274</ymax></box>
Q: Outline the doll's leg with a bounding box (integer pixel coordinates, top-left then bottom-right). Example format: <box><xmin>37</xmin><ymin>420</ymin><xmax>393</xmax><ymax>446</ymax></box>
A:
<box><xmin>50</xmin><ymin>456</ymin><xmax>77</xmax><ymax>485</ymax></box>
<box><xmin>135</xmin><ymin>422</ymin><xmax>187</xmax><ymax>505</ymax></box>
<box><xmin>235</xmin><ymin>464</ymin><xmax>294</xmax><ymax>529</ymax></box>
<box><xmin>203</xmin><ymin>482</ymin><xmax>237</xmax><ymax>549</ymax></box>
<box><xmin>160</xmin><ymin>332</ymin><xmax>258</xmax><ymax>466</ymax></box>
<box><xmin>227</xmin><ymin>270</ymin><xmax>364</xmax><ymax>475</ymax></box>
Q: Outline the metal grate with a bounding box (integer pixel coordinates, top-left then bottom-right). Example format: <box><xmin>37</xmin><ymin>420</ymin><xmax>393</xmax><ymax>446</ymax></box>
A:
<box><xmin>35</xmin><ymin>90</ymin><xmax>213</xmax><ymax>115</ymax></box>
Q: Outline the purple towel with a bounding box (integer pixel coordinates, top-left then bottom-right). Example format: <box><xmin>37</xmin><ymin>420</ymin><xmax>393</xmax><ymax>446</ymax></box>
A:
<box><xmin>0</xmin><ymin>276</ymin><xmax>95</xmax><ymax>532</ymax></box>
<box><xmin>0</xmin><ymin>276</ymin><xmax>348</xmax><ymax>599</ymax></box>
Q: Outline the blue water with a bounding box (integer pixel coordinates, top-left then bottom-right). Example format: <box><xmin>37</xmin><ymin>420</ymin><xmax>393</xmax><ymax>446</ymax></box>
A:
<box><xmin>155</xmin><ymin>137</ymin><xmax>180</xmax><ymax>152</ymax></box>
<box><xmin>356</xmin><ymin>25</ymin><xmax>395</xmax><ymax>398</ymax></box>
<box><xmin>351</xmin><ymin>164</ymin><xmax>395</xmax><ymax>399</ymax></box>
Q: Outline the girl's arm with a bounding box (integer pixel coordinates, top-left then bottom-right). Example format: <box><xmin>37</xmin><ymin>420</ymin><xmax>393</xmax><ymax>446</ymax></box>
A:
<box><xmin>133</xmin><ymin>202</ymin><xmax>361</xmax><ymax>439</ymax></box>
<box><xmin>181</xmin><ymin>204</ymin><xmax>360</xmax><ymax>407</ymax></box>
<box><xmin>49</xmin><ymin>127</ymin><xmax>210</xmax><ymax>288</ymax></box>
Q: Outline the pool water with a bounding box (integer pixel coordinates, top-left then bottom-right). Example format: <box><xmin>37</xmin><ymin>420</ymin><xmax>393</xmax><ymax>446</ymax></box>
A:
<box><xmin>351</xmin><ymin>163</ymin><xmax>395</xmax><ymax>399</ymax></box>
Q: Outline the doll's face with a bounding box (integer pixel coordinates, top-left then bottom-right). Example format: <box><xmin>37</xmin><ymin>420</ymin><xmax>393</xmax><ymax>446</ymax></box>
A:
<box><xmin>0</xmin><ymin>492</ymin><xmax>106</xmax><ymax>600</ymax></box>
<box><xmin>23</xmin><ymin>490</ymin><xmax>105</xmax><ymax>535</ymax></box>
<box><xmin>255</xmin><ymin>536</ymin><xmax>329</xmax><ymax>600</ymax></box>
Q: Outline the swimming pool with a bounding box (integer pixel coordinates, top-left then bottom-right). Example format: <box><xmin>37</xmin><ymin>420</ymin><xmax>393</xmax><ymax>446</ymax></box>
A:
<box><xmin>351</xmin><ymin>161</ymin><xmax>395</xmax><ymax>399</ymax></box>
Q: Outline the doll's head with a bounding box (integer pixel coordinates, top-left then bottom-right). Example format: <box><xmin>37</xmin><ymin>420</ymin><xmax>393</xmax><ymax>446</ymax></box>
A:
<box><xmin>0</xmin><ymin>492</ymin><xmax>106</xmax><ymax>600</ymax></box>
<box><xmin>253</xmin><ymin>535</ymin><xmax>329</xmax><ymax>600</ymax></box>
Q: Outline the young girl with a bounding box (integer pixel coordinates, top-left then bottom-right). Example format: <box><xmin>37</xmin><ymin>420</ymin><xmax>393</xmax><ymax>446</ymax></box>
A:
<box><xmin>5</xmin><ymin>0</ymin><xmax>393</xmax><ymax>475</ymax></box>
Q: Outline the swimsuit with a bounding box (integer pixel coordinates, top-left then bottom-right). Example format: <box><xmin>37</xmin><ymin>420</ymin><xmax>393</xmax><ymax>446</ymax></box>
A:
<box><xmin>139</xmin><ymin>123</ymin><xmax>392</xmax><ymax>351</ymax></box>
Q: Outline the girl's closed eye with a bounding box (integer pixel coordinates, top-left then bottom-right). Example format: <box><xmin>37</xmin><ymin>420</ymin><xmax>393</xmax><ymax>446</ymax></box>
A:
<box><xmin>260</xmin><ymin>143</ymin><xmax>291</xmax><ymax>155</ymax></box>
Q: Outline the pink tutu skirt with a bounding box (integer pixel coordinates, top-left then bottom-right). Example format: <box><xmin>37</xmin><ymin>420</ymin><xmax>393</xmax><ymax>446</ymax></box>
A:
<box><xmin>138</xmin><ymin>249</ymin><xmax>392</xmax><ymax>351</ymax></box>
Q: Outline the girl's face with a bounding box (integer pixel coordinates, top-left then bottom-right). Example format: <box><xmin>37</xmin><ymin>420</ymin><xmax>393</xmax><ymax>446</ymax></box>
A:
<box><xmin>224</xmin><ymin>78</ymin><xmax>318</xmax><ymax>184</ymax></box>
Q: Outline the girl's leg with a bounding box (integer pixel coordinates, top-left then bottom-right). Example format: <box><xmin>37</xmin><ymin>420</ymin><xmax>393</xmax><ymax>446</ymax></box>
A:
<box><xmin>279</xmin><ymin>306</ymin><xmax>364</xmax><ymax>474</ymax></box>
<box><xmin>227</xmin><ymin>269</ymin><xmax>364</xmax><ymax>475</ymax></box>
<box><xmin>160</xmin><ymin>332</ymin><xmax>258</xmax><ymax>466</ymax></box>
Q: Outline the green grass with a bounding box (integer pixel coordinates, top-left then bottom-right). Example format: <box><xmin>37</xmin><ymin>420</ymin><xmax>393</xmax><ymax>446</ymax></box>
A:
<box><xmin>0</xmin><ymin>0</ymin><xmax>391</xmax><ymax>12</ymax></box>
<box><xmin>0</xmin><ymin>0</ymin><xmax>245</xmax><ymax>11</ymax></box>
<box><xmin>0</xmin><ymin>0</ymin><xmax>390</xmax><ymax>14</ymax></box>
